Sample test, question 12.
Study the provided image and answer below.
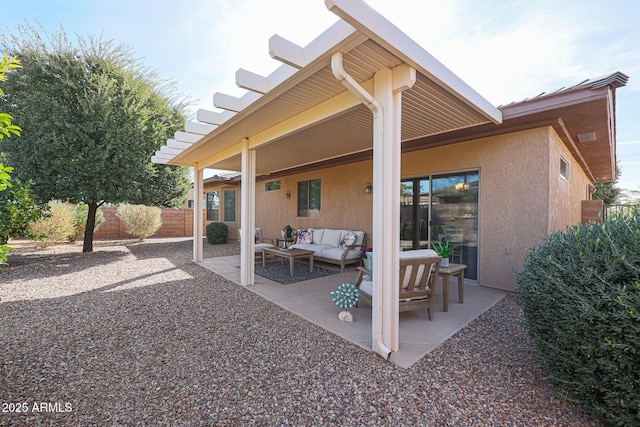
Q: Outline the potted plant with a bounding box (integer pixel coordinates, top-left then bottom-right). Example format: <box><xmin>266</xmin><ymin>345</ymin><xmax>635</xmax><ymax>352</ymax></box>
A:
<box><xmin>431</xmin><ymin>240</ymin><xmax>456</xmax><ymax>267</ymax></box>
<box><xmin>281</xmin><ymin>225</ymin><xmax>294</xmax><ymax>238</ymax></box>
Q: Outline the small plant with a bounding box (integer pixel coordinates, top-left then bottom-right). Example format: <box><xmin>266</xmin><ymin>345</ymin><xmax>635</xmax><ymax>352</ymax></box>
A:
<box><xmin>431</xmin><ymin>240</ymin><xmax>456</xmax><ymax>257</ymax></box>
<box><xmin>206</xmin><ymin>222</ymin><xmax>228</xmax><ymax>244</ymax></box>
<box><xmin>29</xmin><ymin>201</ymin><xmax>75</xmax><ymax>248</ymax></box>
<box><xmin>116</xmin><ymin>204</ymin><xmax>162</xmax><ymax>241</ymax></box>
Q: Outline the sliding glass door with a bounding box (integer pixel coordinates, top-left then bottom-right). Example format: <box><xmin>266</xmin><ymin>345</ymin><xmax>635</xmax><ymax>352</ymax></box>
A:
<box><xmin>401</xmin><ymin>171</ymin><xmax>479</xmax><ymax>279</ymax></box>
<box><xmin>400</xmin><ymin>179</ymin><xmax>430</xmax><ymax>250</ymax></box>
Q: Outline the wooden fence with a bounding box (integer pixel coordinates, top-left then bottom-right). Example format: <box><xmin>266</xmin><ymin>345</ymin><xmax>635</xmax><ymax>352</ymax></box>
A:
<box><xmin>93</xmin><ymin>207</ymin><xmax>206</xmax><ymax>239</ymax></box>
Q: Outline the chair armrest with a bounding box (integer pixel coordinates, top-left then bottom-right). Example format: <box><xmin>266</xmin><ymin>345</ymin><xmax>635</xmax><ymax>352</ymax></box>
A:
<box><xmin>354</xmin><ymin>266</ymin><xmax>371</xmax><ymax>288</ymax></box>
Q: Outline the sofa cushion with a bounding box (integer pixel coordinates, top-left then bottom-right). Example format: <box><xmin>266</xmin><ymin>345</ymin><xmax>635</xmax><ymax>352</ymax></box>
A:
<box><xmin>320</xmin><ymin>247</ymin><xmax>361</xmax><ymax>261</ymax></box>
<box><xmin>321</xmin><ymin>229</ymin><xmax>343</xmax><ymax>247</ymax></box>
<box><xmin>255</xmin><ymin>242</ymin><xmax>274</xmax><ymax>253</ymax></box>
<box><xmin>311</xmin><ymin>228</ymin><xmax>324</xmax><ymax>243</ymax></box>
<box><xmin>296</xmin><ymin>229</ymin><xmax>312</xmax><ymax>244</ymax></box>
<box><xmin>339</xmin><ymin>230</ymin><xmax>357</xmax><ymax>249</ymax></box>
<box><xmin>290</xmin><ymin>243</ymin><xmax>333</xmax><ymax>257</ymax></box>
<box><xmin>352</xmin><ymin>230</ymin><xmax>365</xmax><ymax>246</ymax></box>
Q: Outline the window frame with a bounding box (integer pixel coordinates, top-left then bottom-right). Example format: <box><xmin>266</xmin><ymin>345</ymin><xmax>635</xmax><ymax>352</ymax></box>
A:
<box><xmin>560</xmin><ymin>156</ymin><xmax>569</xmax><ymax>181</ymax></box>
<box><xmin>206</xmin><ymin>191</ymin><xmax>219</xmax><ymax>221</ymax></box>
<box><xmin>223</xmin><ymin>190</ymin><xmax>236</xmax><ymax>222</ymax></box>
<box><xmin>297</xmin><ymin>178</ymin><xmax>321</xmax><ymax>218</ymax></box>
<box><xmin>264</xmin><ymin>180</ymin><xmax>281</xmax><ymax>191</ymax></box>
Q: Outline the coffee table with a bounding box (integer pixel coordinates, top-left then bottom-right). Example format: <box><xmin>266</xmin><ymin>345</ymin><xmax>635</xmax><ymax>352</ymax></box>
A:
<box><xmin>262</xmin><ymin>247</ymin><xmax>315</xmax><ymax>276</ymax></box>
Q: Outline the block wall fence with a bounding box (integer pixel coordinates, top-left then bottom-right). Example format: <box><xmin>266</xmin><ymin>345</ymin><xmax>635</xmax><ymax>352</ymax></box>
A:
<box><xmin>93</xmin><ymin>207</ymin><xmax>206</xmax><ymax>239</ymax></box>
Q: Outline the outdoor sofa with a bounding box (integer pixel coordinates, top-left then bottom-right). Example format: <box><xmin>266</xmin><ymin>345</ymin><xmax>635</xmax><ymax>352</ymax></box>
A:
<box><xmin>289</xmin><ymin>228</ymin><xmax>366</xmax><ymax>272</ymax></box>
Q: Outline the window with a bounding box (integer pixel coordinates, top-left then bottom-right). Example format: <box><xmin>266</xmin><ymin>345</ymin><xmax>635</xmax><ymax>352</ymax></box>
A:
<box><xmin>560</xmin><ymin>157</ymin><xmax>569</xmax><ymax>180</ymax></box>
<box><xmin>187</xmin><ymin>200</ymin><xmax>194</xmax><ymax>208</ymax></box>
<box><xmin>206</xmin><ymin>191</ymin><xmax>219</xmax><ymax>221</ymax></box>
<box><xmin>297</xmin><ymin>179</ymin><xmax>321</xmax><ymax>217</ymax></box>
<box><xmin>265</xmin><ymin>180</ymin><xmax>281</xmax><ymax>191</ymax></box>
<box><xmin>223</xmin><ymin>190</ymin><xmax>236</xmax><ymax>221</ymax></box>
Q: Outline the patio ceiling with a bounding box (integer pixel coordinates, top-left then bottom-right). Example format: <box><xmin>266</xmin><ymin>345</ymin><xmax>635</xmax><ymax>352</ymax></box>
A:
<box><xmin>153</xmin><ymin>2</ymin><xmax>501</xmax><ymax>174</ymax></box>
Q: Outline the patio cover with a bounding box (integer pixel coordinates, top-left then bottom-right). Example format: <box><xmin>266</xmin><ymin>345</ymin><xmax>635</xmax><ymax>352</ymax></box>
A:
<box><xmin>152</xmin><ymin>0</ymin><xmax>502</xmax><ymax>359</ymax></box>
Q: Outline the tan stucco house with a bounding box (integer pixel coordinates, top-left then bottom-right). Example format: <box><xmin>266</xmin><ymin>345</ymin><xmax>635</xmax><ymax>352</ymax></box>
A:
<box><xmin>152</xmin><ymin>0</ymin><xmax>627</xmax><ymax>359</ymax></box>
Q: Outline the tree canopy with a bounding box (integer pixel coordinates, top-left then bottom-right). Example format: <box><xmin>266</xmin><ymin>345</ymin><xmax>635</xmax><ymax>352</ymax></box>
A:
<box><xmin>0</xmin><ymin>24</ymin><xmax>190</xmax><ymax>252</ymax></box>
<box><xmin>592</xmin><ymin>161</ymin><xmax>623</xmax><ymax>205</ymax></box>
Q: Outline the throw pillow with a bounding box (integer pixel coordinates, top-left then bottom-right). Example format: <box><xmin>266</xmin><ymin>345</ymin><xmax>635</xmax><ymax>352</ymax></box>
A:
<box><xmin>254</xmin><ymin>228</ymin><xmax>262</xmax><ymax>244</ymax></box>
<box><xmin>296</xmin><ymin>229</ymin><xmax>312</xmax><ymax>244</ymax></box>
<box><xmin>339</xmin><ymin>231</ymin><xmax>357</xmax><ymax>249</ymax></box>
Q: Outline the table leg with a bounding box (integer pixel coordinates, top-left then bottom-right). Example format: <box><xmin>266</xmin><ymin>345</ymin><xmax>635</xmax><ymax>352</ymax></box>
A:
<box><xmin>289</xmin><ymin>257</ymin><xmax>295</xmax><ymax>276</ymax></box>
<box><xmin>457</xmin><ymin>271</ymin><xmax>464</xmax><ymax>304</ymax></box>
<box><xmin>443</xmin><ymin>275</ymin><xmax>450</xmax><ymax>312</ymax></box>
<box><xmin>309</xmin><ymin>255</ymin><xmax>314</xmax><ymax>272</ymax></box>
<box><xmin>262</xmin><ymin>251</ymin><xmax>266</xmax><ymax>267</ymax></box>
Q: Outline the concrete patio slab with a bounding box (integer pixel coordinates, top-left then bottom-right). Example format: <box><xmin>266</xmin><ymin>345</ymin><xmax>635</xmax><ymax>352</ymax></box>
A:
<box><xmin>199</xmin><ymin>255</ymin><xmax>506</xmax><ymax>368</ymax></box>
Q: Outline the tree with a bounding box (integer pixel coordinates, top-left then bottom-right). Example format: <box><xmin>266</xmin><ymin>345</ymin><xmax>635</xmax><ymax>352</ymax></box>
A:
<box><xmin>1</xmin><ymin>54</ymin><xmax>23</xmax><ymax>273</ymax></box>
<box><xmin>0</xmin><ymin>24</ymin><xmax>190</xmax><ymax>252</ymax></box>
<box><xmin>0</xmin><ymin>164</ymin><xmax>12</xmax><ymax>273</ymax></box>
<box><xmin>0</xmin><ymin>53</ymin><xmax>21</xmax><ymax>139</ymax></box>
<box><xmin>592</xmin><ymin>161</ymin><xmax>622</xmax><ymax>205</ymax></box>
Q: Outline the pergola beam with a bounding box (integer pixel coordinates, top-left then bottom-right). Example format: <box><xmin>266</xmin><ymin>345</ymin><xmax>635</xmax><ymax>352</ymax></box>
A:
<box><xmin>167</xmin><ymin>139</ymin><xmax>193</xmax><ymax>150</ymax></box>
<box><xmin>213</xmin><ymin>91</ymin><xmax>262</xmax><ymax>112</ymax></box>
<box><xmin>196</xmin><ymin>109</ymin><xmax>236</xmax><ymax>125</ymax></box>
<box><xmin>269</xmin><ymin>34</ymin><xmax>307</xmax><ymax>69</ymax></box>
<box><xmin>174</xmin><ymin>131</ymin><xmax>201</xmax><ymax>144</ymax></box>
<box><xmin>236</xmin><ymin>68</ymin><xmax>269</xmax><ymax>94</ymax></box>
<box><xmin>185</xmin><ymin>121</ymin><xmax>217</xmax><ymax>135</ymax></box>
<box><xmin>160</xmin><ymin>146</ymin><xmax>182</xmax><ymax>156</ymax></box>
<box><xmin>151</xmin><ymin>155</ymin><xmax>170</xmax><ymax>164</ymax></box>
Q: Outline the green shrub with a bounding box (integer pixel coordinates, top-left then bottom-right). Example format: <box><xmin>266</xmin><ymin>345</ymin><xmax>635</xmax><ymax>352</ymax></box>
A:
<box><xmin>516</xmin><ymin>212</ymin><xmax>640</xmax><ymax>426</ymax></box>
<box><xmin>68</xmin><ymin>204</ymin><xmax>105</xmax><ymax>242</ymax></box>
<box><xmin>116</xmin><ymin>204</ymin><xmax>162</xmax><ymax>241</ymax></box>
<box><xmin>0</xmin><ymin>177</ymin><xmax>49</xmax><ymax>245</ymax></box>
<box><xmin>29</xmin><ymin>201</ymin><xmax>75</xmax><ymax>248</ymax></box>
<box><xmin>206</xmin><ymin>222</ymin><xmax>228</xmax><ymax>244</ymax></box>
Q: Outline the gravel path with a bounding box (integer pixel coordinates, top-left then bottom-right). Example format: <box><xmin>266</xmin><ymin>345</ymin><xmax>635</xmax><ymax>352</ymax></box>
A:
<box><xmin>1</xmin><ymin>238</ymin><xmax>603</xmax><ymax>426</ymax></box>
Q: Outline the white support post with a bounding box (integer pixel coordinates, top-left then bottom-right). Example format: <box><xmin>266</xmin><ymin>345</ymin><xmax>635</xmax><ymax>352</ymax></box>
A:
<box><xmin>193</xmin><ymin>166</ymin><xmax>204</xmax><ymax>263</ymax></box>
<box><xmin>372</xmin><ymin>67</ymin><xmax>401</xmax><ymax>352</ymax></box>
<box><xmin>373</xmin><ymin>64</ymin><xmax>415</xmax><ymax>354</ymax></box>
<box><xmin>240</xmin><ymin>139</ymin><xmax>256</xmax><ymax>286</ymax></box>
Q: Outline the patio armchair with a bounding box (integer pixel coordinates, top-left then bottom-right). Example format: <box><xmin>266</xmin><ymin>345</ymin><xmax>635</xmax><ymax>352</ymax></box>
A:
<box><xmin>240</xmin><ymin>228</ymin><xmax>276</xmax><ymax>256</ymax></box>
<box><xmin>354</xmin><ymin>252</ymin><xmax>442</xmax><ymax>320</ymax></box>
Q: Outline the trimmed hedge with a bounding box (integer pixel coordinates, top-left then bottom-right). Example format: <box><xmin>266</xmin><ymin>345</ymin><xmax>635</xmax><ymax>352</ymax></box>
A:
<box><xmin>206</xmin><ymin>222</ymin><xmax>228</xmax><ymax>244</ymax></box>
<box><xmin>516</xmin><ymin>211</ymin><xmax>640</xmax><ymax>426</ymax></box>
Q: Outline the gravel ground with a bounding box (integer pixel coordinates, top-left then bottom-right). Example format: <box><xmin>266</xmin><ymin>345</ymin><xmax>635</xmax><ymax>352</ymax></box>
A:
<box><xmin>0</xmin><ymin>238</ymin><xmax>604</xmax><ymax>426</ymax></box>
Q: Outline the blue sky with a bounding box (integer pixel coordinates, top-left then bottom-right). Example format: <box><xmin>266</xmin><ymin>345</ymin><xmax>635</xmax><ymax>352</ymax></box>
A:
<box><xmin>4</xmin><ymin>0</ymin><xmax>640</xmax><ymax>193</ymax></box>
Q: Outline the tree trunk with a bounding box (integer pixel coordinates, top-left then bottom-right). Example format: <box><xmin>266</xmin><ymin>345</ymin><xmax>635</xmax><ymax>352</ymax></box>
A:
<box><xmin>83</xmin><ymin>202</ymin><xmax>98</xmax><ymax>253</ymax></box>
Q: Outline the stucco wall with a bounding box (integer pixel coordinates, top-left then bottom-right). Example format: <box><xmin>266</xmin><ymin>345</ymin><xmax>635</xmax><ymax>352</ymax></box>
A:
<box><xmin>547</xmin><ymin>130</ymin><xmax>591</xmax><ymax>232</ymax></box>
<box><xmin>402</xmin><ymin>127</ymin><xmax>554</xmax><ymax>291</ymax></box>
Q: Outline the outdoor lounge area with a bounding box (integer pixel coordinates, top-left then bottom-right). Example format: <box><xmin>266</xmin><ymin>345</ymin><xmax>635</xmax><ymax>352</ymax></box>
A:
<box><xmin>152</xmin><ymin>0</ymin><xmax>626</xmax><ymax>362</ymax></box>
<box><xmin>200</xmin><ymin>255</ymin><xmax>505</xmax><ymax>368</ymax></box>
